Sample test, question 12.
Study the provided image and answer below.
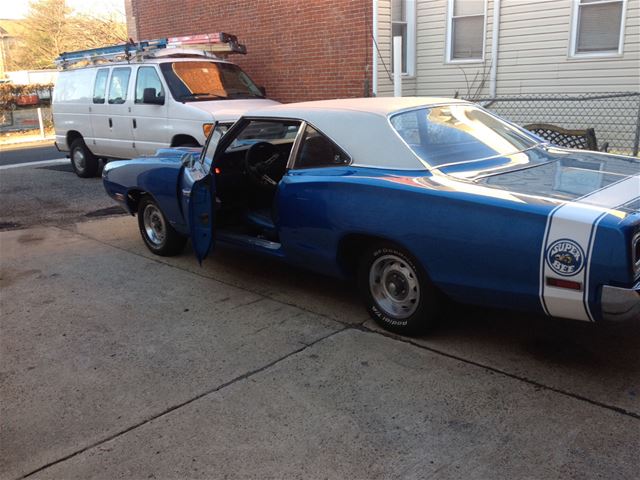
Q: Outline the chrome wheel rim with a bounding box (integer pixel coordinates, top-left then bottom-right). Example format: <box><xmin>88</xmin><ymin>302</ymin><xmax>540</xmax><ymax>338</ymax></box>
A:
<box><xmin>72</xmin><ymin>148</ymin><xmax>86</xmax><ymax>172</ymax></box>
<box><xmin>143</xmin><ymin>204</ymin><xmax>166</xmax><ymax>246</ymax></box>
<box><xmin>369</xmin><ymin>254</ymin><xmax>420</xmax><ymax>319</ymax></box>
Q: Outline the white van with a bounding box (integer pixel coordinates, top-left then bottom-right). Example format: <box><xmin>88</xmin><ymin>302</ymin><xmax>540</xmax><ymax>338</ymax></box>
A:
<box><xmin>53</xmin><ymin>46</ymin><xmax>278</xmax><ymax>177</ymax></box>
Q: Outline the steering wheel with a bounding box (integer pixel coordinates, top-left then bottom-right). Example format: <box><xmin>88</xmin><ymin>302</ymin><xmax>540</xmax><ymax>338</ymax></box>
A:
<box><xmin>244</xmin><ymin>141</ymin><xmax>282</xmax><ymax>190</ymax></box>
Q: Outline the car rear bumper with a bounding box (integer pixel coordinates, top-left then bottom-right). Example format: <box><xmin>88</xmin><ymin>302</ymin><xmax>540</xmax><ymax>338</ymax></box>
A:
<box><xmin>601</xmin><ymin>282</ymin><xmax>640</xmax><ymax>322</ymax></box>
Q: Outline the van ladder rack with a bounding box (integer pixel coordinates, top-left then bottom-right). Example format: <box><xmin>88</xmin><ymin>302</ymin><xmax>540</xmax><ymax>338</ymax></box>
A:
<box><xmin>55</xmin><ymin>32</ymin><xmax>246</xmax><ymax>70</ymax></box>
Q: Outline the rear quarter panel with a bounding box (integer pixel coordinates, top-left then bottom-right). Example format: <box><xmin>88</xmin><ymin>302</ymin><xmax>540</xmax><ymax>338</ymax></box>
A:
<box><xmin>277</xmin><ymin>167</ymin><xmax>554</xmax><ymax>315</ymax></box>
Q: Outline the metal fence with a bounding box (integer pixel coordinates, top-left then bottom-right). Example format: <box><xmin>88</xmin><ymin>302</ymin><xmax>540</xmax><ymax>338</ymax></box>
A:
<box><xmin>469</xmin><ymin>92</ymin><xmax>640</xmax><ymax>156</ymax></box>
<box><xmin>0</xmin><ymin>106</ymin><xmax>53</xmax><ymax>133</ymax></box>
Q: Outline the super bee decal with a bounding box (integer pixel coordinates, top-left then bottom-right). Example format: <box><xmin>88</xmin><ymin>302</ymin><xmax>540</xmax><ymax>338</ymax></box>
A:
<box><xmin>539</xmin><ymin>175</ymin><xmax>640</xmax><ymax>322</ymax></box>
<box><xmin>546</xmin><ymin>239</ymin><xmax>585</xmax><ymax>277</ymax></box>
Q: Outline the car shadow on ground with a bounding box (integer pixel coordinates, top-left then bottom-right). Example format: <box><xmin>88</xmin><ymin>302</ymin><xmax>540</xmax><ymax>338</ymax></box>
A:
<box><xmin>202</xmin><ymin>242</ymin><xmax>639</xmax><ymax>370</ymax></box>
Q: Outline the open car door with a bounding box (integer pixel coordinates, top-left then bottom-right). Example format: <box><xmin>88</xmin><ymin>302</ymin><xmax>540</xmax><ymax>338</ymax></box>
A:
<box><xmin>184</xmin><ymin>123</ymin><xmax>227</xmax><ymax>264</ymax></box>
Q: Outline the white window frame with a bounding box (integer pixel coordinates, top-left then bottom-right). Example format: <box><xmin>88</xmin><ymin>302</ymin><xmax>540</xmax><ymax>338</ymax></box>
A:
<box><xmin>445</xmin><ymin>0</ymin><xmax>487</xmax><ymax>64</ymax></box>
<box><xmin>391</xmin><ymin>0</ymin><xmax>416</xmax><ymax>77</ymax></box>
<box><xmin>569</xmin><ymin>0</ymin><xmax>627</xmax><ymax>59</ymax></box>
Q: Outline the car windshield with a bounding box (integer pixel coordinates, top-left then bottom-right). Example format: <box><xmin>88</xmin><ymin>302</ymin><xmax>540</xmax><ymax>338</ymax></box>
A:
<box><xmin>390</xmin><ymin>104</ymin><xmax>540</xmax><ymax>167</ymax></box>
<box><xmin>160</xmin><ymin>61</ymin><xmax>264</xmax><ymax>101</ymax></box>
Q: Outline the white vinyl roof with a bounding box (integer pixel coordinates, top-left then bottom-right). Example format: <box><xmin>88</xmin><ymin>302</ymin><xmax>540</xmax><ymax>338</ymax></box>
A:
<box><xmin>245</xmin><ymin>97</ymin><xmax>471</xmax><ymax>170</ymax></box>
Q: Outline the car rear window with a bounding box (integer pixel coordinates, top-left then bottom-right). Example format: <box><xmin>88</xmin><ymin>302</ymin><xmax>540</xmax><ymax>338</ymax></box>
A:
<box><xmin>390</xmin><ymin>105</ymin><xmax>539</xmax><ymax>167</ymax></box>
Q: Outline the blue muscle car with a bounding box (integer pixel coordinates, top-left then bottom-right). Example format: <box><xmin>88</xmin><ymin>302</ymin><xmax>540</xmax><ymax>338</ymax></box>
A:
<box><xmin>103</xmin><ymin>97</ymin><xmax>640</xmax><ymax>335</ymax></box>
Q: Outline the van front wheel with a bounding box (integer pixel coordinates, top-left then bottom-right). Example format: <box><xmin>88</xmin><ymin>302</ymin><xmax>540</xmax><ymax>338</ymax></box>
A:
<box><xmin>70</xmin><ymin>138</ymin><xmax>99</xmax><ymax>178</ymax></box>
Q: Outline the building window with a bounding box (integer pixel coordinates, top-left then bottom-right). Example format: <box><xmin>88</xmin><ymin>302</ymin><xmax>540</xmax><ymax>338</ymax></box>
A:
<box><xmin>570</xmin><ymin>0</ymin><xmax>626</xmax><ymax>57</ymax></box>
<box><xmin>391</xmin><ymin>0</ymin><xmax>415</xmax><ymax>75</ymax></box>
<box><xmin>446</xmin><ymin>0</ymin><xmax>486</xmax><ymax>62</ymax></box>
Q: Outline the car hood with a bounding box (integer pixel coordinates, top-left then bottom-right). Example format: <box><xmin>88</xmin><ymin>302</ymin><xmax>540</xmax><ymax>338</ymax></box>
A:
<box><xmin>440</xmin><ymin>146</ymin><xmax>640</xmax><ymax>213</ymax></box>
<box><xmin>188</xmin><ymin>98</ymin><xmax>280</xmax><ymax>122</ymax></box>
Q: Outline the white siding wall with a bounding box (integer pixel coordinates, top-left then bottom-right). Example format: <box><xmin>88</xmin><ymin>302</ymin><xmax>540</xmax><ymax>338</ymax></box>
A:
<box><xmin>375</xmin><ymin>0</ymin><xmax>640</xmax><ymax>97</ymax></box>
<box><xmin>375</xmin><ymin>0</ymin><xmax>640</xmax><ymax>154</ymax></box>
<box><xmin>377</xmin><ymin>0</ymin><xmax>494</xmax><ymax>98</ymax></box>
<box><xmin>498</xmin><ymin>0</ymin><xmax>640</xmax><ymax>94</ymax></box>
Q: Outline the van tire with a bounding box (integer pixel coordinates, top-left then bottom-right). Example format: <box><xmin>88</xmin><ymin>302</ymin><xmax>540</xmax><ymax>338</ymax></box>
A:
<box><xmin>70</xmin><ymin>138</ymin><xmax>99</xmax><ymax>178</ymax></box>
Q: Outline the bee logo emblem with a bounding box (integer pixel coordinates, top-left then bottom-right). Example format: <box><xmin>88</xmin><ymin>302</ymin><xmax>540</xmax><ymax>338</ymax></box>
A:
<box><xmin>546</xmin><ymin>239</ymin><xmax>585</xmax><ymax>277</ymax></box>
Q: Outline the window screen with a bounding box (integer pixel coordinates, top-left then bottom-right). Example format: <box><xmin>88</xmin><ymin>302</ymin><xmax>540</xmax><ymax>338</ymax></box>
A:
<box><xmin>295</xmin><ymin>125</ymin><xmax>350</xmax><ymax>169</ymax></box>
<box><xmin>450</xmin><ymin>0</ymin><xmax>485</xmax><ymax>60</ymax></box>
<box><xmin>107</xmin><ymin>67</ymin><xmax>131</xmax><ymax>104</ymax></box>
<box><xmin>93</xmin><ymin>69</ymin><xmax>109</xmax><ymax>104</ymax></box>
<box><xmin>576</xmin><ymin>0</ymin><xmax>624</xmax><ymax>53</ymax></box>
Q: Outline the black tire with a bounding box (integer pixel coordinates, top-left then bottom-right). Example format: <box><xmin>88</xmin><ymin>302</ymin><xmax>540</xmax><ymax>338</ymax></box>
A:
<box><xmin>137</xmin><ymin>197</ymin><xmax>187</xmax><ymax>256</ymax></box>
<box><xmin>358</xmin><ymin>243</ymin><xmax>439</xmax><ymax>336</ymax></box>
<box><xmin>70</xmin><ymin>138</ymin><xmax>99</xmax><ymax>178</ymax></box>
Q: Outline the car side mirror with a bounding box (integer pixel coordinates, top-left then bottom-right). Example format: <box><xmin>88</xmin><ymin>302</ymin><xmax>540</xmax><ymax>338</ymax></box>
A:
<box><xmin>143</xmin><ymin>87</ymin><xmax>164</xmax><ymax>105</ymax></box>
<box><xmin>258</xmin><ymin>85</ymin><xmax>266</xmax><ymax>97</ymax></box>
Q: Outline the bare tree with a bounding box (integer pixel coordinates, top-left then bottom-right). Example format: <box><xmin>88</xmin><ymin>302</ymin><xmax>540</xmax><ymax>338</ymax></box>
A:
<box><xmin>10</xmin><ymin>0</ymin><xmax>127</xmax><ymax>70</ymax></box>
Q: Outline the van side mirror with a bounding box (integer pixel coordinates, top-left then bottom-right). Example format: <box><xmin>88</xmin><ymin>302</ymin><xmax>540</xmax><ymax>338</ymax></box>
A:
<box><xmin>143</xmin><ymin>88</ymin><xmax>164</xmax><ymax>105</ymax></box>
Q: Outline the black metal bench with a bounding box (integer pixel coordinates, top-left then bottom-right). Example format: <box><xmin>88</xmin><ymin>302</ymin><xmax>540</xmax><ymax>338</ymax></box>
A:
<box><xmin>524</xmin><ymin>123</ymin><xmax>609</xmax><ymax>152</ymax></box>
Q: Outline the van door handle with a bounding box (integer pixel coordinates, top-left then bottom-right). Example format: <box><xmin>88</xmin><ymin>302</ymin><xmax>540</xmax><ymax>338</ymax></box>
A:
<box><xmin>108</xmin><ymin>118</ymin><xmax>113</xmax><ymax>128</ymax></box>
<box><xmin>133</xmin><ymin>119</ymin><xmax>137</xmax><ymax>129</ymax></box>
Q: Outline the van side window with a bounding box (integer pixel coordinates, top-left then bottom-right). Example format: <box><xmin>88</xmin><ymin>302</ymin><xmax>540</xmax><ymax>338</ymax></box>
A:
<box><xmin>108</xmin><ymin>67</ymin><xmax>131</xmax><ymax>105</ymax></box>
<box><xmin>135</xmin><ymin>67</ymin><xmax>164</xmax><ymax>104</ymax></box>
<box><xmin>93</xmin><ymin>69</ymin><xmax>109</xmax><ymax>104</ymax></box>
<box><xmin>295</xmin><ymin>125</ymin><xmax>350</xmax><ymax>169</ymax></box>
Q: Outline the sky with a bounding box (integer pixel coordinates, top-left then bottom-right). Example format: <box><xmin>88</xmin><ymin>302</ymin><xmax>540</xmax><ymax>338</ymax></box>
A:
<box><xmin>1</xmin><ymin>0</ymin><xmax>125</xmax><ymax>20</ymax></box>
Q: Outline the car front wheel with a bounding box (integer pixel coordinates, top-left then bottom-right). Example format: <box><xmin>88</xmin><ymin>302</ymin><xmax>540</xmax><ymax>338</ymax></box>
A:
<box><xmin>137</xmin><ymin>197</ymin><xmax>187</xmax><ymax>256</ymax></box>
<box><xmin>358</xmin><ymin>243</ymin><xmax>439</xmax><ymax>336</ymax></box>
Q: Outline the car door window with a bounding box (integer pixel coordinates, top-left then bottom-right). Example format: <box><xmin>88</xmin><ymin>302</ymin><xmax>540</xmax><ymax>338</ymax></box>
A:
<box><xmin>135</xmin><ymin>67</ymin><xmax>164</xmax><ymax>103</ymax></box>
<box><xmin>295</xmin><ymin>125</ymin><xmax>350</xmax><ymax>169</ymax></box>
<box><xmin>107</xmin><ymin>67</ymin><xmax>131</xmax><ymax>104</ymax></box>
<box><xmin>201</xmin><ymin>124</ymin><xmax>230</xmax><ymax>172</ymax></box>
<box><xmin>93</xmin><ymin>69</ymin><xmax>109</xmax><ymax>104</ymax></box>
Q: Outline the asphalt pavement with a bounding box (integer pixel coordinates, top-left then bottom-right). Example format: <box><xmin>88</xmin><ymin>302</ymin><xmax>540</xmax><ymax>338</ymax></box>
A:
<box><xmin>0</xmin><ymin>142</ymin><xmax>62</xmax><ymax>166</ymax></box>
<box><xmin>0</xmin><ymin>143</ymin><xmax>120</xmax><ymax>230</ymax></box>
<box><xmin>1</xmin><ymin>146</ymin><xmax>639</xmax><ymax>479</ymax></box>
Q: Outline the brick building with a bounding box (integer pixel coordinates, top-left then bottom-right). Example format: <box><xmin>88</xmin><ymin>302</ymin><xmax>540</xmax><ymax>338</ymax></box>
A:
<box><xmin>126</xmin><ymin>0</ymin><xmax>374</xmax><ymax>103</ymax></box>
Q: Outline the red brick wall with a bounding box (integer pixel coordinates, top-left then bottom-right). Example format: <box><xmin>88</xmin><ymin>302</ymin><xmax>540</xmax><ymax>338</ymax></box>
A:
<box><xmin>131</xmin><ymin>0</ymin><xmax>372</xmax><ymax>103</ymax></box>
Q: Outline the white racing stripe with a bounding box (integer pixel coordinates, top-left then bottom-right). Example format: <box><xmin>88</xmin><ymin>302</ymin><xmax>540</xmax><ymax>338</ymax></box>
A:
<box><xmin>0</xmin><ymin>158</ymin><xmax>68</xmax><ymax>170</ymax></box>
<box><xmin>540</xmin><ymin>175</ymin><xmax>640</xmax><ymax>321</ymax></box>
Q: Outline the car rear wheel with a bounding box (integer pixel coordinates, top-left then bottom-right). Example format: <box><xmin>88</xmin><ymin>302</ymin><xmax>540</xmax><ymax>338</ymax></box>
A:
<box><xmin>358</xmin><ymin>243</ymin><xmax>439</xmax><ymax>336</ymax></box>
<box><xmin>70</xmin><ymin>138</ymin><xmax>99</xmax><ymax>178</ymax></box>
<box><xmin>137</xmin><ymin>197</ymin><xmax>187</xmax><ymax>256</ymax></box>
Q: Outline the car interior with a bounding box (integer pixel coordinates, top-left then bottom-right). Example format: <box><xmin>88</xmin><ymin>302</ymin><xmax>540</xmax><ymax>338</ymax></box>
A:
<box><xmin>210</xmin><ymin>119</ymin><xmax>349</xmax><ymax>244</ymax></box>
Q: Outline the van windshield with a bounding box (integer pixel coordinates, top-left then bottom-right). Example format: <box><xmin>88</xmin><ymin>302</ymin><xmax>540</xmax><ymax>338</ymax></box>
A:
<box><xmin>160</xmin><ymin>61</ymin><xmax>264</xmax><ymax>101</ymax></box>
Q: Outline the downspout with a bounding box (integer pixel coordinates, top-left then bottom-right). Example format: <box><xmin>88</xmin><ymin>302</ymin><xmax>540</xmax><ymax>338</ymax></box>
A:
<box><xmin>489</xmin><ymin>0</ymin><xmax>501</xmax><ymax>98</ymax></box>
<box><xmin>372</xmin><ymin>0</ymin><xmax>378</xmax><ymax>96</ymax></box>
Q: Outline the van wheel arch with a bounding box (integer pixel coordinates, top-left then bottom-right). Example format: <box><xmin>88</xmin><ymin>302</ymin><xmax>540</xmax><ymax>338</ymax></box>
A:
<box><xmin>66</xmin><ymin>130</ymin><xmax>84</xmax><ymax>150</ymax></box>
<box><xmin>171</xmin><ymin>134</ymin><xmax>200</xmax><ymax>148</ymax></box>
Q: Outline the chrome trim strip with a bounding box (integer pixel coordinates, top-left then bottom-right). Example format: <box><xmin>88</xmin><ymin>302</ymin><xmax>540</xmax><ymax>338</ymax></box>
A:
<box><xmin>633</xmin><ymin>231</ymin><xmax>640</xmax><ymax>276</ymax></box>
<box><xmin>286</xmin><ymin>121</ymin><xmax>307</xmax><ymax>170</ymax></box>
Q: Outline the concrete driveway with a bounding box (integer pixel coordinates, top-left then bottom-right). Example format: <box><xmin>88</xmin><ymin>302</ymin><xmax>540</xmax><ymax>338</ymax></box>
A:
<box><xmin>1</xmin><ymin>216</ymin><xmax>639</xmax><ymax>479</ymax></box>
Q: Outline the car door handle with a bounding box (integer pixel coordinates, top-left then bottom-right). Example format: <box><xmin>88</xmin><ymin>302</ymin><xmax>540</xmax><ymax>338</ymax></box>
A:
<box><xmin>133</xmin><ymin>119</ymin><xmax>137</xmax><ymax>129</ymax></box>
<box><xmin>108</xmin><ymin>118</ymin><xmax>113</xmax><ymax>128</ymax></box>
